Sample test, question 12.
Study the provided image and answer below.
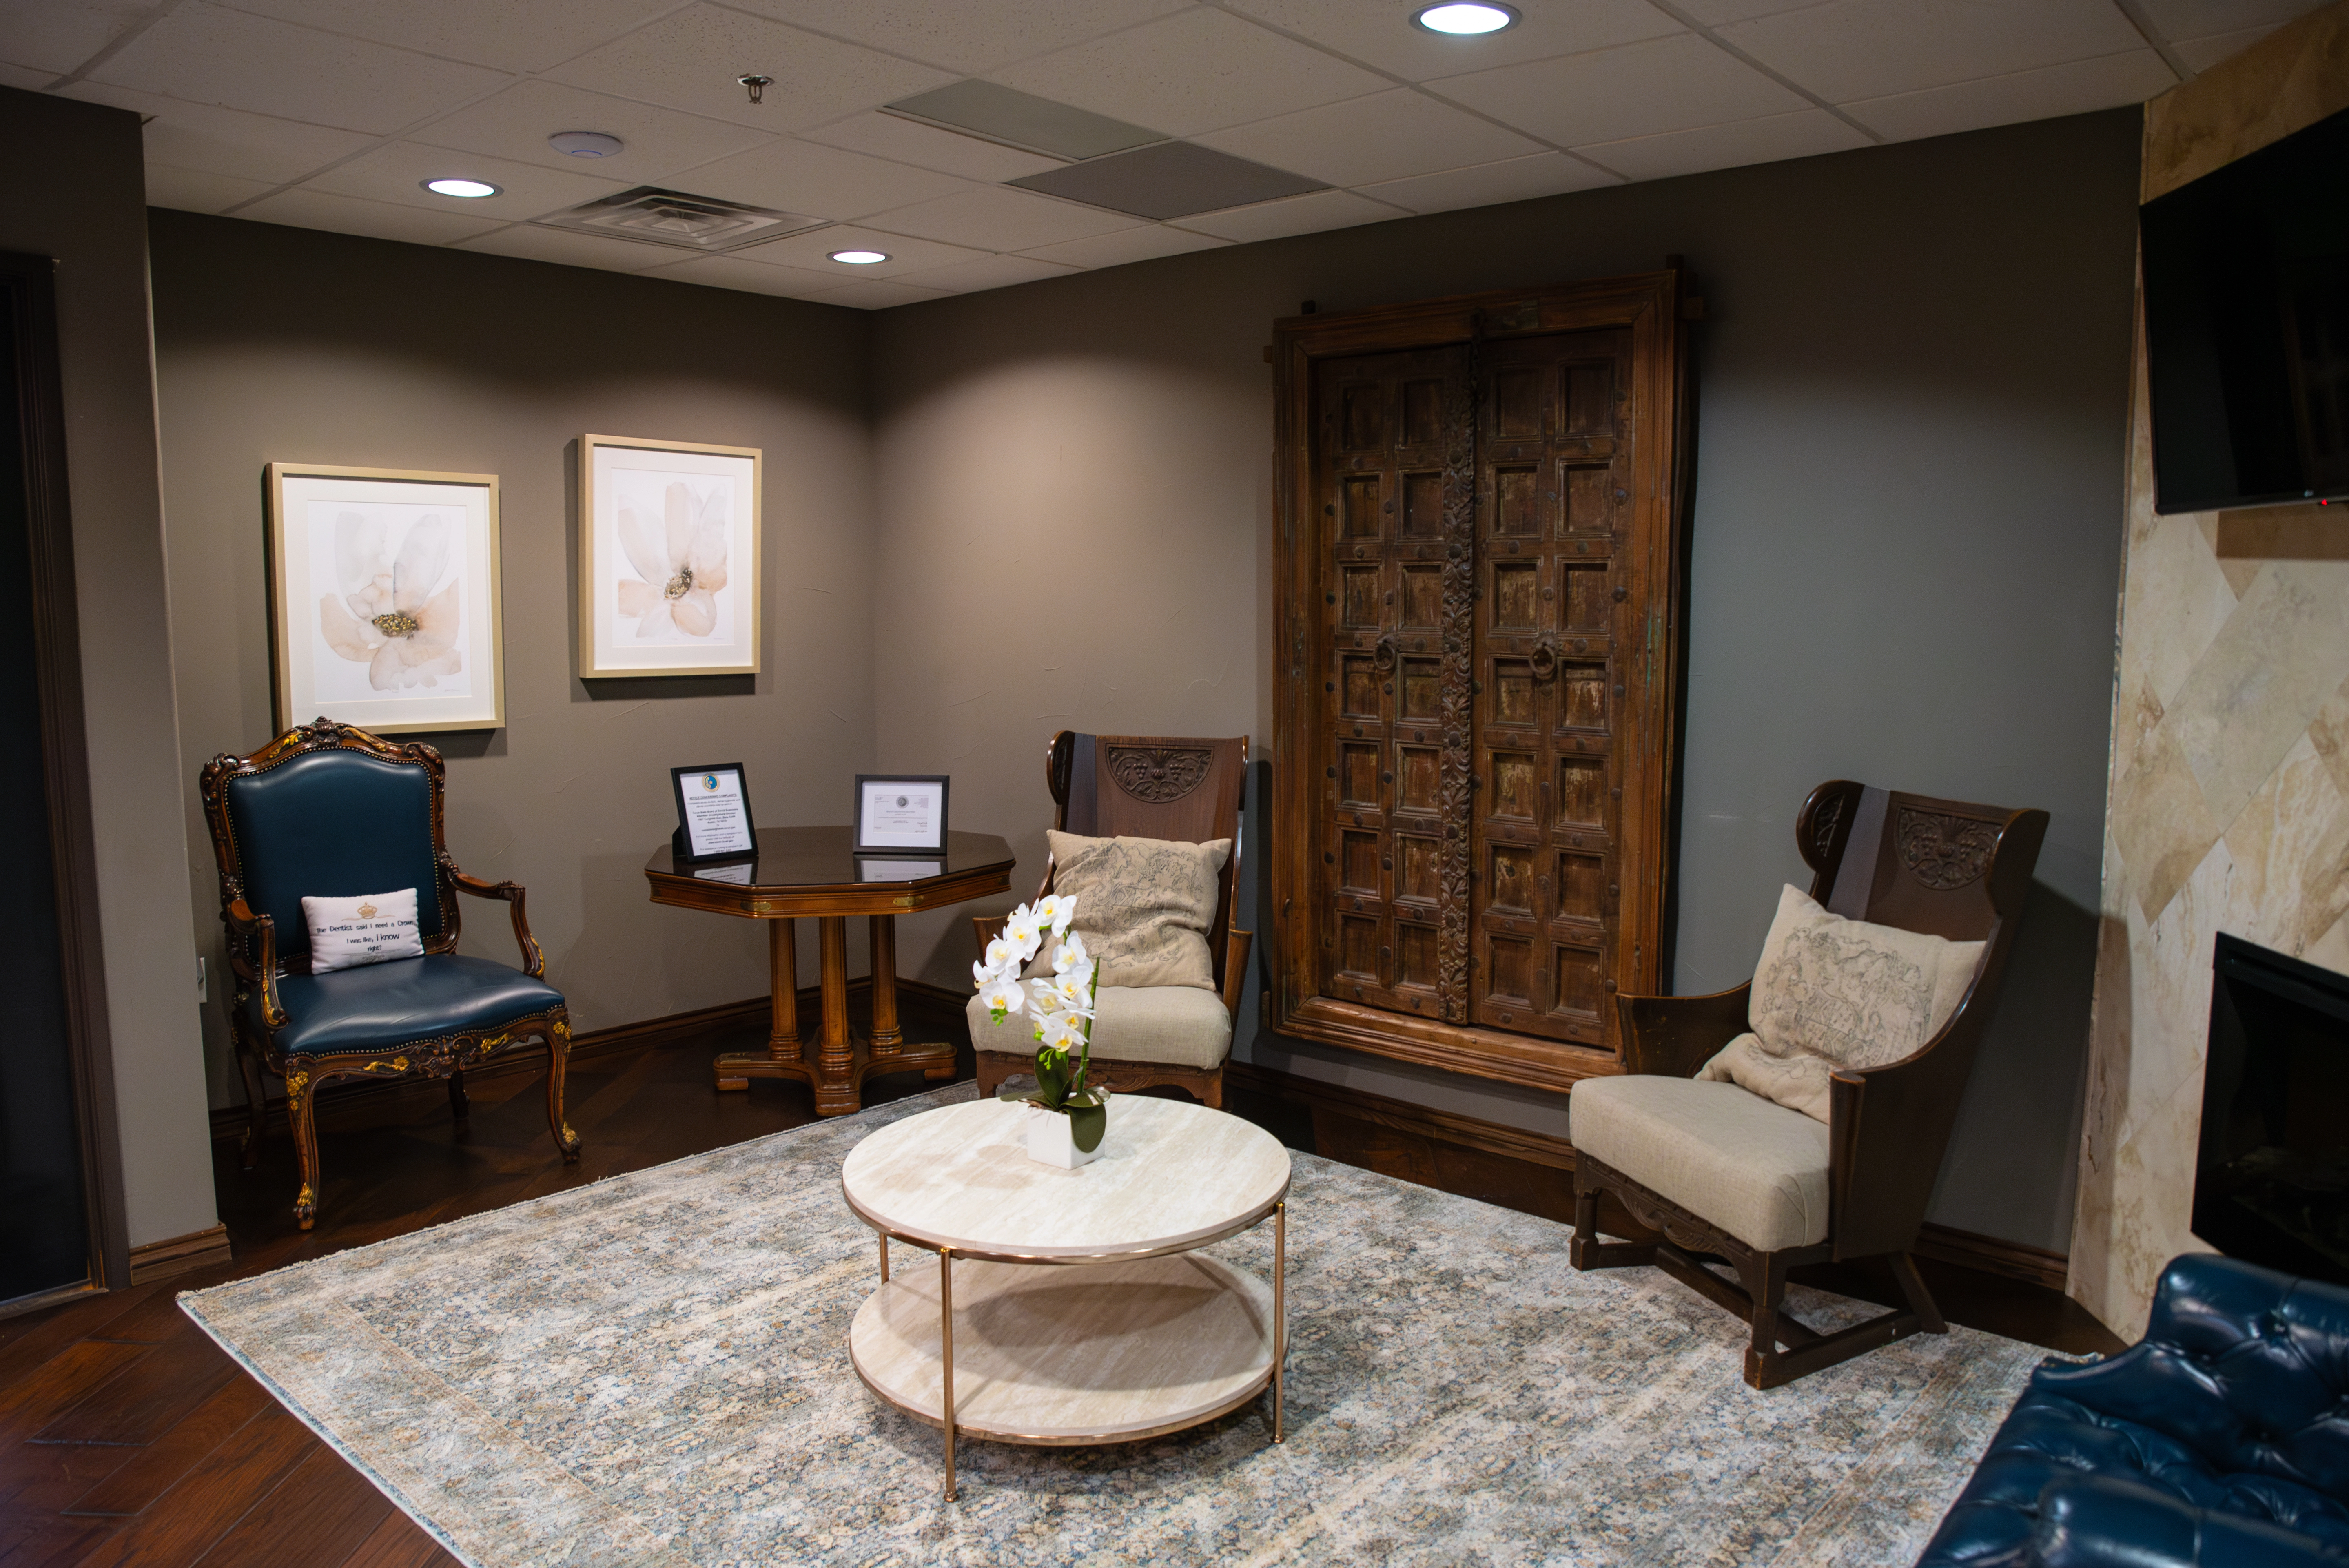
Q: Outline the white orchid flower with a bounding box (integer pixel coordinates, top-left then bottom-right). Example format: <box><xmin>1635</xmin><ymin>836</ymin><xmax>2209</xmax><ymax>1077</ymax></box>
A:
<box><xmin>984</xmin><ymin>936</ymin><xmax>1022</xmax><ymax>977</ymax></box>
<box><xmin>615</xmin><ymin>480</ymin><xmax>729</xmax><ymax>639</ymax></box>
<box><xmin>1050</xmin><ymin>931</ymin><xmax>1090</xmax><ymax>976</ymax></box>
<box><xmin>1003</xmin><ymin>903</ymin><xmax>1044</xmax><ymax>957</ymax></box>
<box><xmin>317</xmin><ymin>510</ymin><xmax>464</xmax><ymax>690</ymax></box>
<box><xmin>1027</xmin><ymin>977</ymin><xmax>1066</xmax><ymax>1016</ymax></box>
<box><xmin>1036</xmin><ymin>1010</ymin><xmax>1088</xmax><ymax>1053</ymax></box>
<box><xmin>978</xmin><ymin>976</ymin><xmax>1025</xmax><ymax>1021</ymax></box>
<box><xmin>1048</xmin><ymin>963</ymin><xmax>1095</xmax><ymax>1015</ymax></box>
<box><xmin>1037</xmin><ymin>893</ymin><xmax>1078</xmax><ymax>936</ymax></box>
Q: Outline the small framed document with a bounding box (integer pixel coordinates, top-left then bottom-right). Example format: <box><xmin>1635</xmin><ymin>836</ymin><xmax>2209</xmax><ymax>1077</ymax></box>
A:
<box><xmin>671</xmin><ymin>763</ymin><xmax>757</xmax><ymax>863</ymax></box>
<box><xmin>853</xmin><ymin>774</ymin><xmax>948</xmax><ymax>855</ymax></box>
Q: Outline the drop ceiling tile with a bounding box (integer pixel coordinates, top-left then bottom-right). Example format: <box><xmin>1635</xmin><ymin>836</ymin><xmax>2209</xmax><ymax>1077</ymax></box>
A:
<box><xmin>0</xmin><ymin>0</ymin><xmax>148</xmax><ymax>76</ymax></box>
<box><xmin>802</xmin><ymin>277</ymin><xmax>953</xmax><ymax>309</ymax></box>
<box><xmin>1194</xmin><ymin>88</ymin><xmax>1542</xmax><ymax>188</ymax></box>
<box><xmin>1719</xmin><ymin>0</ymin><xmax>2147</xmax><ymax>103</ymax></box>
<box><xmin>1357</xmin><ymin>150</ymin><xmax>1619</xmax><ymax>214</ymax></box>
<box><xmin>1013</xmin><ymin>142</ymin><xmax>1324</xmax><ymax>220</ymax></box>
<box><xmin>1019</xmin><ymin>223</ymin><xmax>1229</xmax><ymax>268</ymax></box>
<box><xmin>2138</xmin><ymin>0</ymin><xmax>2325</xmax><ymax>40</ymax></box>
<box><xmin>861</xmin><ymin>184</ymin><xmax>1141</xmax><ymax>251</ymax></box>
<box><xmin>1670</xmin><ymin>0</ymin><xmax>1833</xmax><ymax>22</ymax></box>
<box><xmin>305</xmin><ymin>142</ymin><xmax>633</xmax><ymax>221</ymax></box>
<box><xmin>991</xmin><ymin>8</ymin><xmax>1390</xmax><ymax>137</ymax></box>
<box><xmin>2172</xmin><ymin>24</ymin><xmax>2289</xmax><ymax>73</ymax></box>
<box><xmin>729</xmin><ymin>223</ymin><xmax>991</xmax><ymax>277</ymax></box>
<box><xmin>665</xmin><ymin>139</ymin><xmax>972</xmax><ymax>222</ymax></box>
<box><xmin>453</xmin><ymin>225</ymin><xmax>683</xmax><ymax>272</ymax></box>
<box><xmin>1434</xmin><ymin>33</ymin><xmax>1807</xmax><ymax>146</ymax></box>
<box><xmin>91</xmin><ymin>3</ymin><xmax>509</xmax><ymax>136</ymax></box>
<box><xmin>412</xmin><ymin>81</ymin><xmax>773</xmax><ymax>183</ymax></box>
<box><xmin>144</xmin><ymin>164</ymin><xmax>279</xmax><ymax>215</ymax></box>
<box><xmin>893</xmin><ymin>254</ymin><xmax>1084</xmax><ymax>293</ymax></box>
<box><xmin>222</xmin><ymin>0</ymin><xmax>680</xmax><ymax>75</ymax></box>
<box><xmin>547</xmin><ymin>4</ymin><xmax>954</xmax><ymax>134</ymax></box>
<box><xmin>800</xmin><ymin>112</ymin><xmax>1067</xmax><ymax>182</ymax></box>
<box><xmin>58</xmin><ymin>83</ymin><xmax>375</xmax><ymax>184</ymax></box>
<box><xmin>239</xmin><ymin>187</ymin><xmax>507</xmax><ymax>246</ymax></box>
<box><xmin>1225</xmin><ymin>0</ymin><xmax>1683</xmax><ymax>82</ymax></box>
<box><xmin>1576</xmin><ymin>107</ymin><xmax>1870</xmax><ymax>183</ymax></box>
<box><xmin>885</xmin><ymin>79</ymin><xmax>1160</xmax><ymax>160</ymax></box>
<box><xmin>730</xmin><ymin>0</ymin><xmax>1191</xmax><ymax>76</ymax></box>
<box><xmin>1844</xmin><ymin>49</ymin><xmax>2179</xmax><ymax>143</ymax></box>
<box><xmin>0</xmin><ymin>61</ymin><xmax>53</xmax><ymax>89</ymax></box>
<box><xmin>636</xmin><ymin>252</ymin><xmax>848</xmax><ymax>297</ymax></box>
<box><xmin>1177</xmin><ymin>187</ymin><xmax>1408</xmax><ymax>243</ymax></box>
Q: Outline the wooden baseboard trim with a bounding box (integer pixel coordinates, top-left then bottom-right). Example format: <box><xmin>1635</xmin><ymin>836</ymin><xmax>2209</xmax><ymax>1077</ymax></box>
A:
<box><xmin>128</xmin><ymin>1223</ymin><xmax>233</xmax><ymax>1285</ymax></box>
<box><xmin>209</xmin><ymin>974</ymin><xmax>968</xmax><ymax>1144</ymax></box>
<box><xmin>0</xmin><ymin>1279</ymin><xmax>106</xmax><ymax>1323</ymax></box>
<box><xmin>1225</xmin><ymin>1059</ymin><xmax>2069</xmax><ymax>1289</ymax></box>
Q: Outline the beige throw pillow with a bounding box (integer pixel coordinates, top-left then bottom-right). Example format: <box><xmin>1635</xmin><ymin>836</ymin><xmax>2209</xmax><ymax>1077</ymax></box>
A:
<box><xmin>1697</xmin><ymin>884</ymin><xmax>1983</xmax><ymax>1122</ymax></box>
<box><xmin>1043</xmin><ymin>830</ymin><xmax>1230</xmax><ymax>992</ymax></box>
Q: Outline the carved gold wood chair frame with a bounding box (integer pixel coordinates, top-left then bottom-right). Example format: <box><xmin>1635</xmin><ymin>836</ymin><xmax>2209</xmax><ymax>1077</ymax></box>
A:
<box><xmin>973</xmin><ymin>731</ymin><xmax>1252</xmax><ymax>1109</ymax></box>
<box><xmin>200</xmin><ymin>718</ymin><xmax>580</xmax><ymax>1229</ymax></box>
<box><xmin>1570</xmin><ymin>780</ymin><xmax>2047</xmax><ymax>1389</ymax></box>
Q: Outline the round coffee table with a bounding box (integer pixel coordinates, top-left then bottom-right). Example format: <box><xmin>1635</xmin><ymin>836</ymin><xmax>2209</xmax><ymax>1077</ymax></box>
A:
<box><xmin>840</xmin><ymin>1094</ymin><xmax>1292</xmax><ymax>1499</ymax></box>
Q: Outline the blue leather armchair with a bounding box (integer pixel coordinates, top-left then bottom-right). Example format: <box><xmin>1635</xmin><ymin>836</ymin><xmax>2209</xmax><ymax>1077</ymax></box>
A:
<box><xmin>201</xmin><ymin>718</ymin><xmax>579</xmax><ymax>1228</ymax></box>
<box><xmin>1918</xmin><ymin>1254</ymin><xmax>2349</xmax><ymax>1567</ymax></box>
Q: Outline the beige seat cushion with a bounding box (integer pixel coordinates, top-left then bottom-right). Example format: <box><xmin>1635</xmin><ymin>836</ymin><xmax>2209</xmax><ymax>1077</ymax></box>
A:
<box><xmin>1697</xmin><ymin>883</ymin><xmax>1984</xmax><ymax>1123</ymax></box>
<box><xmin>966</xmin><ymin>985</ymin><xmax>1232</xmax><ymax>1071</ymax></box>
<box><xmin>1044</xmin><ymin>830</ymin><xmax>1230</xmax><ymax>991</ymax></box>
<box><xmin>1570</xmin><ymin>1075</ymin><xmax>1831</xmax><ymax>1251</ymax></box>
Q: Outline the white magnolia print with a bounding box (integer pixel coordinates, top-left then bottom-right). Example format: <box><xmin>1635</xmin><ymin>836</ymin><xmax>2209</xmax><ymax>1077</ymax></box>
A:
<box><xmin>616</xmin><ymin>478</ymin><xmax>729</xmax><ymax>639</ymax></box>
<box><xmin>317</xmin><ymin>509</ymin><xmax>463</xmax><ymax>689</ymax></box>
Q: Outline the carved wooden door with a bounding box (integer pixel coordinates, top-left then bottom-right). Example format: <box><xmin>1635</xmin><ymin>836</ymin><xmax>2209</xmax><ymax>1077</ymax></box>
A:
<box><xmin>1274</xmin><ymin>272</ymin><xmax>1692</xmax><ymax>1094</ymax></box>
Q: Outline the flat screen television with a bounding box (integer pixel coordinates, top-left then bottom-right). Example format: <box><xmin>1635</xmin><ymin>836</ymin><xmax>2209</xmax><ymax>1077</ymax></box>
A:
<box><xmin>2141</xmin><ymin>104</ymin><xmax>2349</xmax><ymax>514</ymax></box>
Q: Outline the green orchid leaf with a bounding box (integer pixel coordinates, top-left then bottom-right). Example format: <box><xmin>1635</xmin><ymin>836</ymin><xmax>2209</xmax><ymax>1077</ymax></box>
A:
<box><xmin>1034</xmin><ymin>1056</ymin><xmax>1069</xmax><ymax>1107</ymax></box>
<box><xmin>1070</xmin><ymin>1101</ymin><xmax>1106</xmax><ymax>1153</ymax></box>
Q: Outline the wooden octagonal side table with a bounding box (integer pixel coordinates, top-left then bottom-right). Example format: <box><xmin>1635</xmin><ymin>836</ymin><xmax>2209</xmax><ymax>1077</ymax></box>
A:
<box><xmin>644</xmin><ymin>826</ymin><xmax>1013</xmax><ymax>1116</ymax></box>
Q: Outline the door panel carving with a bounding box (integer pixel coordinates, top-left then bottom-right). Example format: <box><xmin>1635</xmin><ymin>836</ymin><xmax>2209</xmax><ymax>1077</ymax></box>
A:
<box><xmin>1275</xmin><ymin>271</ymin><xmax>1691</xmax><ymax>1092</ymax></box>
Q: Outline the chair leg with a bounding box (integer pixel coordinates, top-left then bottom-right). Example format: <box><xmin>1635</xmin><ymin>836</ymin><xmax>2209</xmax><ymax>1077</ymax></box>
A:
<box><xmin>1740</xmin><ymin>1251</ymin><xmax>1793</xmax><ymax>1389</ymax></box>
<box><xmin>1568</xmin><ymin>1181</ymin><xmax>1657</xmax><ymax>1271</ymax></box>
<box><xmin>974</xmin><ymin>1052</ymin><xmax>1010</xmax><ymax>1100</ymax></box>
<box><xmin>1201</xmin><ymin>1068</ymin><xmax>1223</xmax><ymax>1110</ymax></box>
<box><xmin>287</xmin><ymin>1066</ymin><xmax>323</xmax><ymax>1231</ymax></box>
<box><xmin>545</xmin><ymin>1014</ymin><xmax>582</xmax><ymax>1163</ymax></box>
<box><xmin>447</xmin><ymin>1067</ymin><xmax>470</xmax><ymax>1128</ymax></box>
<box><xmin>1890</xmin><ymin>1252</ymin><xmax>1948</xmax><ymax>1334</ymax></box>
<box><xmin>235</xmin><ymin>1043</ymin><xmax>268</xmax><ymax>1172</ymax></box>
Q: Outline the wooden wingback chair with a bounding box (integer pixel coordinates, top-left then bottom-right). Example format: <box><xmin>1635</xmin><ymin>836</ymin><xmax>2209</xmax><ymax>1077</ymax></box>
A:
<box><xmin>200</xmin><ymin>718</ymin><xmax>580</xmax><ymax>1229</ymax></box>
<box><xmin>971</xmin><ymin>731</ymin><xmax>1251</xmax><ymax>1107</ymax></box>
<box><xmin>1569</xmin><ymin>780</ymin><xmax>2047</xmax><ymax>1388</ymax></box>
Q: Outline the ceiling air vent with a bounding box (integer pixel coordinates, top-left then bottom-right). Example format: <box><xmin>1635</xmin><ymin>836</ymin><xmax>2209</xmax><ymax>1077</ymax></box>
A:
<box><xmin>1011</xmin><ymin>142</ymin><xmax>1326</xmax><ymax>221</ymax></box>
<box><xmin>535</xmin><ymin>187</ymin><xmax>821</xmax><ymax>253</ymax></box>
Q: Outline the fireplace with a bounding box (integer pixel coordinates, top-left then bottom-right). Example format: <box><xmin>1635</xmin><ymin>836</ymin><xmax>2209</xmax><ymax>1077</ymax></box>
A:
<box><xmin>2192</xmin><ymin>933</ymin><xmax>2349</xmax><ymax>1285</ymax></box>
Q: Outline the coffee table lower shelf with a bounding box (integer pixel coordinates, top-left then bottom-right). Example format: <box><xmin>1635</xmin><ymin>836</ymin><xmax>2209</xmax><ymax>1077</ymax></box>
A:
<box><xmin>849</xmin><ymin>1252</ymin><xmax>1278</xmax><ymax>1454</ymax></box>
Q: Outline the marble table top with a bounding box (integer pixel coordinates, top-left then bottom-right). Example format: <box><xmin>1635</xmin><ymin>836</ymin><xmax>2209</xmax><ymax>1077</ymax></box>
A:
<box><xmin>840</xmin><ymin>1095</ymin><xmax>1290</xmax><ymax>1260</ymax></box>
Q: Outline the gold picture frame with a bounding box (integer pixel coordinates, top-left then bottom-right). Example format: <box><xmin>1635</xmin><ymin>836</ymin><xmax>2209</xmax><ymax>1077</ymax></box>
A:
<box><xmin>578</xmin><ymin>433</ymin><xmax>762</xmax><ymax>678</ymax></box>
<box><xmin>265</xmin><ymin>461</ymin><xmax>506</xmax><ymax>734</ymax></box>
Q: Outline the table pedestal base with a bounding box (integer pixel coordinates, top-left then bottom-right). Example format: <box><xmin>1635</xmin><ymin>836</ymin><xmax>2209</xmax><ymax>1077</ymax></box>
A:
<box><xmin>848</xmin><ymin>1252</ymin><xmax>1276</xmax><ymax>1447</ymax></box>
<box><xmin>713</xmin><ymin>910</ymin><xmax>951</xmax><ymax>1115</ymax></box>
<box><xmin>713</xmin><ymin>1036</ymin><xmax>957</xmax><ymax>1114</ymax></box>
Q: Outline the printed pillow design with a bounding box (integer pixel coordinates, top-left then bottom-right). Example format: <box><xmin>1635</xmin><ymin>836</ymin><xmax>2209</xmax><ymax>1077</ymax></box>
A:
<box><xmin>1041</xmin><ymin>831</ymin><xmax>1231</xmax><ymax>992</ymax></box>
<box><xmin>302</xmin><ymin>888</ymin><xmax>425</xmax><ymax>973</ymax></box>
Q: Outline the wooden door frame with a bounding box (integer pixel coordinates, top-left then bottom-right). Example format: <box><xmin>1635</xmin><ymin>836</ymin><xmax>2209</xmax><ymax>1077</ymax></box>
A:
<box><xmin>0</xmin><ymin>249</ymin><xmax>131</xmax><ymax>1311</ymax></box>
<box><xmin>1270</xmin><ymin>270</ymin><xmax>1695</xmax><ymax>1093</ymax></box>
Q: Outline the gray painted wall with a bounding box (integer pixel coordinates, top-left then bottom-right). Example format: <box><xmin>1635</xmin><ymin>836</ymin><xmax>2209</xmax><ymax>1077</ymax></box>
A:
<box><xmin>147</xmin><ymin>213</ymin><xmax>880</xmax><ymax>1109</ymax></box>
<box><xmin>870</xmin><ymin>109</ymin><xmax>2141</xmax><ymax>1252</ymax></box>
<box><xmin>0</xmin><ymin>88</ymin><xmax>216</xmax><ymax>1250</ymax></box>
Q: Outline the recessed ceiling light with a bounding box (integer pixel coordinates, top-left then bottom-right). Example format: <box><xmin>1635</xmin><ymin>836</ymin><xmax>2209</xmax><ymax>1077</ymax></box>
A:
<box><xmin>829</xmin><ymin>249</ymin><xmax>889</xmax><ymax>265</ymax></box>
<box><xmin>549</xmin><ymin>131</ymin><xmax>625</xmax><ymax>158</ymax></box>
<box><xmin>1412</xmin><ymin>2</ymin><xmax>1519</xmax><ymax>34</ymax></box>
<box><xmin>423</xmin><ymin>177</ymin><xmax>500</xmax><ymax>198</ymax></box>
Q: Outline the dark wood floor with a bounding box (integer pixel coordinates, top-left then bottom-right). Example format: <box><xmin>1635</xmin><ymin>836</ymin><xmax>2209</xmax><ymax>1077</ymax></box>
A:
<box><xmin>0</xmin><ymin>993</ymin><xmax>2117</xmax><ymax>1566</ymax></box>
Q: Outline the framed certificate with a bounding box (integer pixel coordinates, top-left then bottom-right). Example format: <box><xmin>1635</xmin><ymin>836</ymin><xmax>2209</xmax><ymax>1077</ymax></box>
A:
<box><xmin>853</xmin><ymin>775</ymin><xmax>948</xmax><ymax>855</ymax></box>
<box><xmin>671</xmin><ymin>763</ymin><xmax>757</xmax><ymax>862</ymax></box>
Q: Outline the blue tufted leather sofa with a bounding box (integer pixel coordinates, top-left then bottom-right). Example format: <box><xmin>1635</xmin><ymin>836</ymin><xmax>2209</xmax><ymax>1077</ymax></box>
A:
<box><xmin>1917</xmin><ymin>1253</ymin><xmax>2349</xmax><ymax>1567</ymax></box>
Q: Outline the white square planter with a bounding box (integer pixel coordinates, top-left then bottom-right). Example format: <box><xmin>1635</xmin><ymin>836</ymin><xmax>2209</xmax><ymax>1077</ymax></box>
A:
<box><xmin>1024</xmin><ymin>1102</ymin><xmax>1106</xmax><ymax>1168</ymax></box>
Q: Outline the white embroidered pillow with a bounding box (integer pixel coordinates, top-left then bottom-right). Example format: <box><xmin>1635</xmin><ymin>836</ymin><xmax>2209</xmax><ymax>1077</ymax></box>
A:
<box><xmin>1042</xmin><ymin>831</ymin><xmax>1231</xmax><ymax>992</ymax></box>
<box><xmin>1697</xmin><ymin>884</ymin><xmax>1982</xmax><ymax>1122</ymax></box>
<box><xmin>301</xmin><ymin>888</ymin><xmax>424</xmax><ymax>972</ymax></box>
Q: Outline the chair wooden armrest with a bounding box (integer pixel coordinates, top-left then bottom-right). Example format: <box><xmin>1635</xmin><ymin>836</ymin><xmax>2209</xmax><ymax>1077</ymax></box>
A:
<box><xmin>1612</xmin><ymin>980</ymin><xmax>1751</xmax><ymax>1079</ymax></box>
<box><xmin>1826</xmin><ymin>1020</ymin><xmax>1981</xmax><ymax>1260</ymax></box>
<box><xmin>450</xmin><ymin>866</ymin><xmax>547</xmax><ymax>978</ymax></box>
<box><xmin>1221</xmin><ymin>928</ymin><xmax>1253</xmax><ymax>1015</ymax></box>
<box><xmin>971</xmin><ymin>914</ymin><xmax>1007</xmax><ymax>955</ymax></box>
<box><xmin>223</xmin><ymin>897</ymin><xmax>286</xmax><ymax>1027</ymax></box>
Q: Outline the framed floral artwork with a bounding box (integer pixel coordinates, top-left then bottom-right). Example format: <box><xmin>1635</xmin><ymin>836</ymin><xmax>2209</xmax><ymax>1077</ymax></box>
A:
<box><xmin>578</xmin><ymin>433</ymin><xmax>761</xmax><ymax>678</ymax></box>
<box><xmin>265</xmin><ymin>462</ymin><xmax>505</xmax><ymax>734</ymax></box>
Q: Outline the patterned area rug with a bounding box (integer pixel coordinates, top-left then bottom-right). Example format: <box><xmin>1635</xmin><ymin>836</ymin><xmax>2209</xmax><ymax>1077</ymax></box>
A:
<box><xmin>182</xmin><ymin>1084</ymin><xmax>2047</xmax><ymax>1566</ymax></box>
